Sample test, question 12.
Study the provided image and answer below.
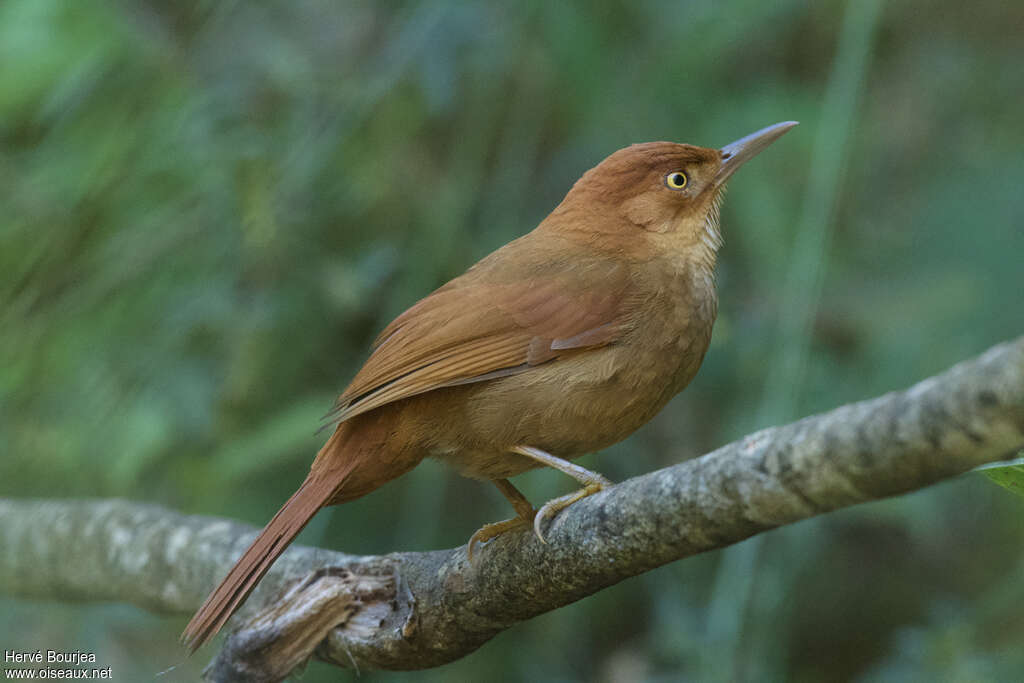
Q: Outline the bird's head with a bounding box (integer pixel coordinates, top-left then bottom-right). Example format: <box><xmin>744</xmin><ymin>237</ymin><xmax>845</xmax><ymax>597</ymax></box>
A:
<box><xmin>548</xmin><ymin>122</ymin><xmax>797</xmax><ymax>266</ymax></box>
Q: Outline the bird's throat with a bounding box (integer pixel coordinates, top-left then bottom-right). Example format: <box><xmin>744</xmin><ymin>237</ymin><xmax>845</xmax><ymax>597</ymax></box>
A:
<box><xmin>687</xmin><ymin>192</ymin><xmax>723</xmax><ymax>275</ymax></box>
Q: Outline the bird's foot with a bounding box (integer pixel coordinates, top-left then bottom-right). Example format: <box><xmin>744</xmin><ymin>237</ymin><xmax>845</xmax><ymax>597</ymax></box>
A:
<box><xmin>467</xmin><ymin>512</ymin><xmax>535</xmax><ymax>564</ymax></box>
<box><xmin>533</xmin><ymin>476</ymin><xmax>611</xmax><ymax>542</ymax></box>
<box><xmin>507</xmin><ymin>446</ymin><xmax>614</xmax><ymax>543</ymax></box>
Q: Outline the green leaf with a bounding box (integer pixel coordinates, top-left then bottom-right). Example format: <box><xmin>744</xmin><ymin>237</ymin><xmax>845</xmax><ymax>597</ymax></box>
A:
<box><xmin>983</xmin><ymin>463</ymin><xmax>1024</xmax><ymax>498</ymax></box>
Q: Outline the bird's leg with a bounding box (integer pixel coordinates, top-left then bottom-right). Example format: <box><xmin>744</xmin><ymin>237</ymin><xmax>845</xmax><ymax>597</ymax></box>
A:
<box><xmin>467</xmin><ymin>478</ymin><xmax>537</xmax><ymax>562</ymax></box>
<box><xmin>494</xmin><ymin>477</ymin><xmax>537</xmax><ymax>518</ymax></box>
<box><xmin>510</xmin><ymin>445</ymin><xmax>613</xmax><ymax>542</ymax></box>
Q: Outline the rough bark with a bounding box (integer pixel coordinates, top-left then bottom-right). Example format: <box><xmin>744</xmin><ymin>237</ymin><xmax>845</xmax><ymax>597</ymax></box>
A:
<box><xmin>2</xmin><ymin>336</ymin><xmax>1022</xmax><ymax>681</ymax></box>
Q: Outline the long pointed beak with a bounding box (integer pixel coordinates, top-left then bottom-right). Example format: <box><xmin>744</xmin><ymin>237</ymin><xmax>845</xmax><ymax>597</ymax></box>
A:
<box><xmin>715</xmin><ymin>121</ymin><xmax>798</xmax><ymax>186</ymax></box>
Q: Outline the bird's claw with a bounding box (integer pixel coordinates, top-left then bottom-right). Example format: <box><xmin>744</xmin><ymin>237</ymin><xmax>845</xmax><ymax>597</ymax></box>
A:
<box><xmin>467</xmin><ymin>513</ymin><xmax>535</xmax><ymax>564</ymax></box>
<box><xmin>531</xmin><ymin>479</ymin><xmax>611</xmax><ymax>543</ymax></box>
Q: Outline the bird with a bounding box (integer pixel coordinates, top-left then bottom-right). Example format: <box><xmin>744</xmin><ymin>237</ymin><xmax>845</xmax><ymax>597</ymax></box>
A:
<box><xmin>182</xmin><ymin>121</ymin><xmax>798</xmax><ymax>652</ymax></box>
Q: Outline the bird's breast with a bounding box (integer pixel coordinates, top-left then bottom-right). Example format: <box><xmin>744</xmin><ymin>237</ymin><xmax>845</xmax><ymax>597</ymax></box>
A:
<box><xmin>426</xmin><ymin>260</ymin><xmax>718</xmax><ymax>480</ymax></box>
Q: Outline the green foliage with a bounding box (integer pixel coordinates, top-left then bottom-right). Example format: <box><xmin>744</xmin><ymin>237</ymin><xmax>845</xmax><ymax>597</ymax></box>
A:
<box><xmin>2</xmin><ymin>0</ymin><xmax>1023</xmax><ymax>680</ymax></box>
<box><xmin>981</xmin><ymin>459</ymin><xmax>1024</xmax><ymax>498</ymax></box>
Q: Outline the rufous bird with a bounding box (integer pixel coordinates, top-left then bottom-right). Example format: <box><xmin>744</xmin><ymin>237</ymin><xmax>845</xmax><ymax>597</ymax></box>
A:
<box><xmin>182</xmin><ymin>121</ymin><xmax>798</xmax><ymax>651</ymax></box>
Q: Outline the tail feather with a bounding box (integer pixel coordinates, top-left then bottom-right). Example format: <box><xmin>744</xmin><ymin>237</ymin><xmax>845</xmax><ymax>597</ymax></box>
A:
<box><xmin>181</xmin><ymin>474</ymin><xmax>337</xmax><ymax>652</ymax></box>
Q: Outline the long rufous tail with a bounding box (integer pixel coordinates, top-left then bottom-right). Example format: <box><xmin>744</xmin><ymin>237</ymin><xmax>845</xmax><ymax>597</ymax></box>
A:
<box><xmin>180</xmin><ymin>472</ymin><xmax>338</xmax><ymax>652</ymax></box>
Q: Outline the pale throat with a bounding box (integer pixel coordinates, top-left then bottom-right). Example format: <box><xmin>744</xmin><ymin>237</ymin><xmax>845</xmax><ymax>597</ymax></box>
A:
<box><xmin>702</xmin><ymin>193</ymin><xmax>724</xmax><ymax>252</ymax></box>
<box><xmin>689</xmin><ymin>192</ymin><xmax>724</xmax><ymax>274</ymax></box>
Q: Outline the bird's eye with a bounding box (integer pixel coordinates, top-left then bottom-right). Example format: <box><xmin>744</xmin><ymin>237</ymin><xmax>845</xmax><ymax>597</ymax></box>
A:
<box><xmin>664</xmin><ymin>171</ymin><xmax>688</xmax><ymax>190</ymax></box>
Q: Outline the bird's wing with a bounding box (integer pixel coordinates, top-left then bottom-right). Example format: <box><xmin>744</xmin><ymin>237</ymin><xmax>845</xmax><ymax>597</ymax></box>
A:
<box><xmin>328</xmin><ymin>253</ymin><xmax>634</xmax><ymax>424</ymax></box>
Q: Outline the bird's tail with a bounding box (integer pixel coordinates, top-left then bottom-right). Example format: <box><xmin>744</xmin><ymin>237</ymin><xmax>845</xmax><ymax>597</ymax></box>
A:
<box><xmin>180</xmin><ymin>471</ymin><xmax>340</xmax><ymax>653</ymax></box>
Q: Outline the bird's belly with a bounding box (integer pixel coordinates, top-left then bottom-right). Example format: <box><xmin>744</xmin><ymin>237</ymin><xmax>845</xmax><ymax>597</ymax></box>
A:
<box><xmin>427</xmin><ymin>336</ymin><xmax>708</xmax><ymax>480</ymax></box>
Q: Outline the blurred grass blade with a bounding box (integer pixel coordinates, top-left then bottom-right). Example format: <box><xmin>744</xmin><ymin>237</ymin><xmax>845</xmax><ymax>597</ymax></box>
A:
<box><xmin>701</xmin><ymin>0</ymin><xmax>885</xmax><ymax>680</ymax></box>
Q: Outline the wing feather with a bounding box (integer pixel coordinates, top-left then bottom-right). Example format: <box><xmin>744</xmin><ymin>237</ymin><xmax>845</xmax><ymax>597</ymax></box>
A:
<box><xmin>329</xmin><ymin>242</ymin><xmax>634</xmax><ymax>424</ymax></box>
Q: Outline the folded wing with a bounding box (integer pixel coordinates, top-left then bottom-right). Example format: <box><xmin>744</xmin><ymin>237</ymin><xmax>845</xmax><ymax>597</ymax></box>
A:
<box><xmin>330</xmin><ymin>252</ymin><xmax>634</xmax><ymax>424</ymax></box>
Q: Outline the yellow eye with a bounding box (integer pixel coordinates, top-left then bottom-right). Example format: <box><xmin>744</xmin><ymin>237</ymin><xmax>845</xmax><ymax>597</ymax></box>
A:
<box><xmin>665</xmin><ymin>171</ymin><xmax>688</xmax><ymax>190</ymax></box>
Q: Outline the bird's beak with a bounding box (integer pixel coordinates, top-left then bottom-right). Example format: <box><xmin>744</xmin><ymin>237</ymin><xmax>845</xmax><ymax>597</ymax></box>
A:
<box><xmin>715</xmin><ymin>121</ymin><xmax>798</xmax><ymax>186</ymax></box>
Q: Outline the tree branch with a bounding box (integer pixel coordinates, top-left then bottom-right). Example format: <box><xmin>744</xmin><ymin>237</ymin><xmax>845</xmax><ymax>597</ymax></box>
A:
<box><xmin>2</xmin><ymin>336</ymin><xmax>1023</xmax><ymax>681</ymax></box>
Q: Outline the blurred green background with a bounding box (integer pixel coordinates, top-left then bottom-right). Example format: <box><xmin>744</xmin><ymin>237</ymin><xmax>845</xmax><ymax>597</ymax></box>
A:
<box><xmin>2</xmin><ymin>0</ymin><xmax>1023</xmax><ymax>681</ymax></box>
